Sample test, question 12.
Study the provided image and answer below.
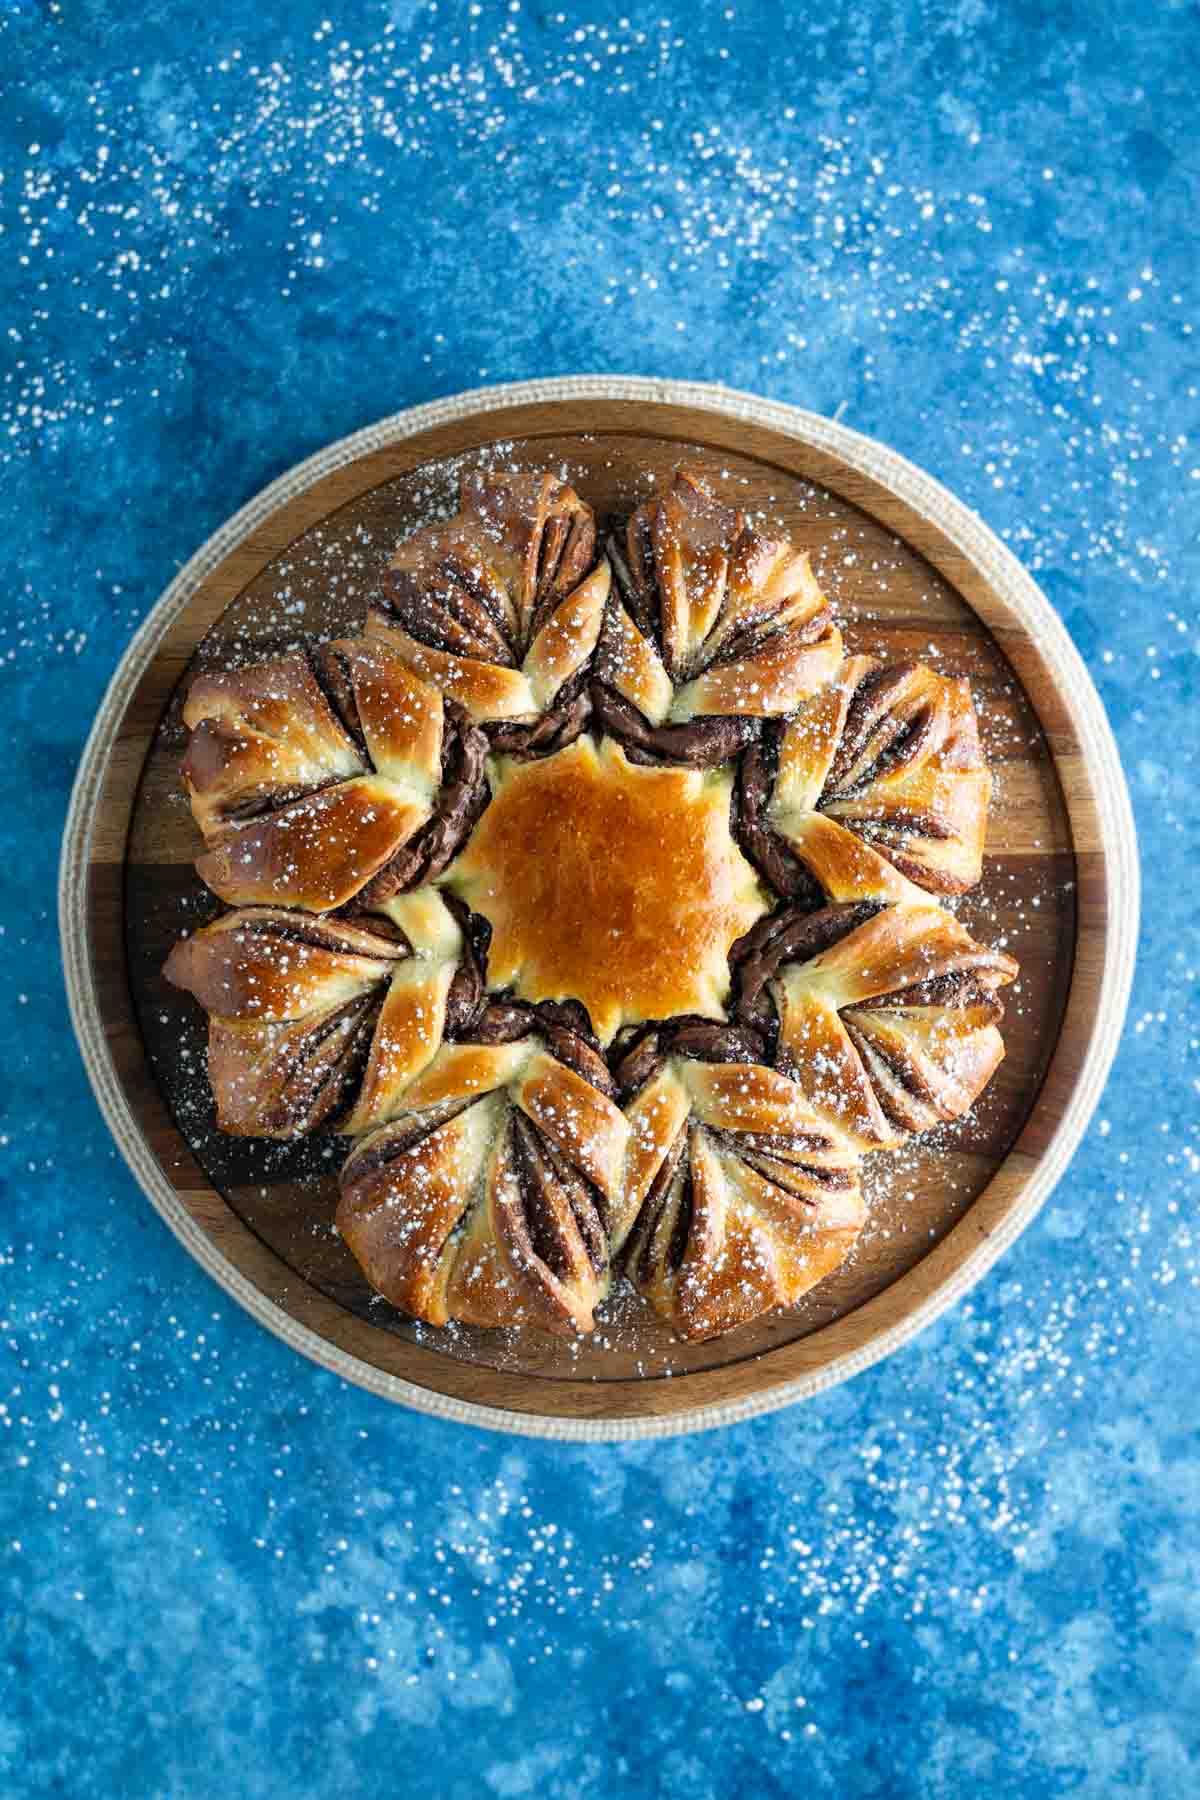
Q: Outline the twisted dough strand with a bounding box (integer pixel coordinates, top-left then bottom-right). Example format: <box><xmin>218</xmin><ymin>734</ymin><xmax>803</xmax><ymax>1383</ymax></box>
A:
<box><xmin>338</xmin><ymin>1010</ymin><xmax>629</xmax><ymax>1334</ymax></box>
<box><xmin>610</xmin><ymin>1020</ymin><xmax>864</xmax><ymax>1342</ymax></box>
<box><xmin>367</xmin><ymin>469</ymin><xmax>610</xmax><ymax>752</ymax></box>
<box><xmin>736</xmin><ymin>653</ymin><xmax>992</xmax><ymax>904</ymax></box>
<box><xmin>182</xmin><ymin>636</ymin><xmax>487</xmax><ymax>913</ymax></box>
<box><xmin>733</xmin><ymin>901</ymin><xmax>1018</xmax><ymax>1151</ymax></box>
<box><xmin>593</xmin><ymin>466</ymin><xmax>844</xmax><ymax>766</ymax></box>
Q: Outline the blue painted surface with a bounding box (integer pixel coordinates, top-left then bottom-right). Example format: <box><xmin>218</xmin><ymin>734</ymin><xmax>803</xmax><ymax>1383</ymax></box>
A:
<box><xmin>2</xmin><ymin>2</ymin><xmax>1197</xmax><ymax>1793</ymax></box>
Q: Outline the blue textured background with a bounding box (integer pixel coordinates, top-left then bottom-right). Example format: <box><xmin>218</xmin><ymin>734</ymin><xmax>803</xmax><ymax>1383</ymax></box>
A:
<box><xmin>4</xmin><ymin>3</ymin><xmax>1197</xmax><ymax>1793</ymax></box>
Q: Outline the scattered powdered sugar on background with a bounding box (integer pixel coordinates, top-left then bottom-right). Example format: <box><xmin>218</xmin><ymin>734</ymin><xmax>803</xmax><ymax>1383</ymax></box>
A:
<box><xmin>3</xmin><ymin>2</ymin><xmax>1198</xmax><ymax>1790</ymax></box>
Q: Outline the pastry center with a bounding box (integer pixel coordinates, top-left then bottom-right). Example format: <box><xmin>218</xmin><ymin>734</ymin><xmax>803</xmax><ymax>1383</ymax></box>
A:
<box><xmin>445</xmin><ymin>736</ymin><xmax>770</xmax><ymax>1045</ymax></box>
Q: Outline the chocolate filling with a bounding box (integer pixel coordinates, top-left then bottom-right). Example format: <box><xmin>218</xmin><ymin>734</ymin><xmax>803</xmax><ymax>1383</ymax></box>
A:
<box><xmin>270</xmin><ymin>990</ymin><xmax>383</xmax><ymax>1135</ymax></box>
<box><xmin>734</xmin><ymin>1124</ymin><xmax>842</xmax><ymax>1158</ymax></box>
<box><xmin>632</xmin><ymin>1126</ymin><xmax>687</xmax><ymax>1285</ymax></box>
<box><xmin>333</xmin><ymin>909</ymin><xmax>412</xmax><ymax>952</ymax></box>
<box><xmin>707</xmin><ymin>605</ymin><xmax>832</xmax><ymax>673</ymax></box>
<box><xmin>731</xmin><ymin>903</ymin><xmax>884</xmax><ymax>1044</ymax></box>
<box><xmin>508</xmin><ymin>1112</ymin><xmax>609</xmax><ymax>1283</ymax></box>
<box><xmin>307</xmin><ymin>642</ymin><xmax>372</xmax><ymax>767</ymax></box>
<box><xmin>732</xmin><ymin>728</ymin><xmax>825</xmax><ymax>906</ymax></box>
<box><xmin>665</xmin><ymin>1162</ymin><xmax>695</xmax><ymax>1277</ymax></box>
<box><xmin>453</xmin><ymin>986</ymin><xmax>618</xmax><ymax>1094</ymax></box>
<box><xmin>355</xmin><ymin>699</ymin><xmax>489</xmax><ymax>906</ymax></box>
<box><xmin>439</xmin><ymin>892</ymin><xmax>490</xmax><ymax>1038</ymax></box>
<box><xmin>373</xmin><ymin>563</ymin><xmax>517</xmax><ymax>668</ymax></box>
<box><xmin>608</xmin><ymin>529</ymin><xmax>657</xmax><ymax>643</ymax></box>
<box><xmin>868</xmin><ymin>970</ymin><xmax>1001</xmax><ymax>1015</ymax></box>
<box><xmin>825</xmin><ymin>663</ymin><xmax>936</xmax><ymax>798</ymax></box>
<box><xmin>453</xmin><ymin>994</ymin><xmax>614</xmax><ymax>1098</ymax></box>
<box><xmin>485</xmin><ymin>666</ymin><xmax>592</xmax><ymax>760</ymax></box>
<box><xmin>544</xmin><ymin>1136</ymin><xmax>610</xmax><ymax>1271</ymax></box>
<box><xmin>528</xmin><ymin>510</ymin><xmax>596</xmax><ymax>642</ymax></box>
<box><xmin>214</xmin><ymin>776</ymin><xmax>341</xmax><ymax>829</ymax></box>
<box><xmin>511</xmin><ymin>1113</ymin><xmax>578</xmax><ymax>1282</ymax></box>
<box><xmin>848</xmin><ymin>806</ymin><xmax>958</xmax><ymax>844</ymax></box>
<box><xmin>611</xmin><ymin>1015</ymin><xmax>768</xmax><ymax>1102</ymax></box>
<box><xmin>842</xmin><ymin>1017</ymin><xmax>943</xmax><ymax>1120</ymax></box>
<box><xmin>611</xmin><ymin>1026</ymin><xmax>667</xmax><ymax>1103</ymax></box>
<box><xmin>538</xmin><ymin>1024</ymin><xmax>615</xmax><ymax>1097</ymax></box>
<box><xmin>464</xmin><ymin>999</ymin><xmax>536</xmax><ymax>1044</ymax></box>
<box><xmin>664</xmin><ymin>1016</ymin><xmax>767</xmax><ymax>1066</ymax></box>
<box><xmin>736</xmin><ymin>1143</ymin><xmax>856</xmax><ymax>1196</ymax></box>
<box><xmin>437</xmin><ymin>552</ymin><xmax>520</xmax><ymax>665</ymax></box>
<box><xmin>227</xmin><ymin>911</ymin><xmax>403</xmax><ymax>962</ymax></box>
<box><xmin>591</xmin><ymin>681</ymin><xmax>758</xmax><ymax>769</ymax></box>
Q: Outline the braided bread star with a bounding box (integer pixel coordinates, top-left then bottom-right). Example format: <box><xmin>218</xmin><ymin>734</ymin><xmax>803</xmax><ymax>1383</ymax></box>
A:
<box><xmin>338</xmin><ymin>1002</ymin><xmax>629</xmax><ymax>1333</ymax></box>
<box><xmin>736</xmin><ymin>655</ymin><xmax>992</xmax><ymax>904</ymax></box>
<box><xmin>163</xmin><ymin>458</ymin><xmax>1022</xmax><ymax>1345</ymax></box>
<box><xmin>182</xmin><ymin>636</ymin><xmax>487</xmax><ymax>912</ymax></box>
<box><xmin>367</xmin><ymin>470</ymin><xmax>611</xmax><ymax>756</ymax></box>
<box><xmin>609</xmin><ymin>1020</ymin><xmax>864</xmax><ymax>1341</ymax></box>
<box><xmin>592</xmin><ymin>466</ymin><xmax>844</xmax><ymax>766</ymax></box>
<box><xmin>733</xmin><ymin>901</ymin><xmax>1018</xmax><ymax>1151</ymax></box>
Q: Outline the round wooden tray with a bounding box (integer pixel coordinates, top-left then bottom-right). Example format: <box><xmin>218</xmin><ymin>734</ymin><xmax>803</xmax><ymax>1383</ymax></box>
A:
<box><xmin>61</xmin><ymin>378</ymin><xmax>1138</xmax><ymax>1439</ymax></box>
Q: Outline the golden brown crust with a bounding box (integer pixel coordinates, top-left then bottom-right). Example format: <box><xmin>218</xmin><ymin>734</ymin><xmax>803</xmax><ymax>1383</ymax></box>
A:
<box><xmin>736</xmin><ymin>655</ymin><xmax>992</xmax><ymax>903</ymax></box>
<box><xmin>594</xmin><ymin>465</ymin><xmax>844</xmax><ymax>764</ymax></box>
<box><xmin>181</xmin><ymin>638</ymin><xmax>485</xmax><ymax>913</ymax></box>
<box><xmin>326</xmin><ymin>637</ymin><xmax>445</xmax><ymax>786</ymax></box>
<box><xmin>337</xmin><ymin>1100</ymin><xmax>502</xmax><ymax>1325</ymax></box>
<box><xmin>445</xmin><ymin>736</ymin><xmax>769</xmax><ymax>1044</ymax></box>
<box><xmin>194</xmin><ymin>776</ymin><xmax>432</xmax><ymax>913</ymax></box>
<box><xmin>163</xmin><ymin>894</ymin><xmax>464</xmax><ymax>1138</ymax></box>
<box><xmin>734</xmin><ymin>901</ymin><xmax>1019</xmax><ymax>1150</ymax></box>
<box><xmin>182</xmin><ymin>657</ymin><xmax>363</xmax><ymax>844</ymax></box>
<box><xmin>338</xmin><ymin>1029</ymin><xmax>630</xmax><ymax>1334</ymax></box>
<box><xmin>161</xmin><ymin>907</ymin><xmax>403</xmax><ymax>1019</ymax></box>
<box><xmin>615</xmin><ymin>1049</ymin><xmax>864</xmax><ymax>1341</ymax></box>
<box><xmin>367</xmin><ymin>471</ymin><xmax>609</xmax><ymax>740</ymax></box>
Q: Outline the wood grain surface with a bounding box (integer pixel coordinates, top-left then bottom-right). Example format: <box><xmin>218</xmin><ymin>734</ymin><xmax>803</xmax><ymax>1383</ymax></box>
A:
<box><xmin>75</xmin><ymin>391</ymin><xmax>1122</xmax><ymax>1427</ymax></box>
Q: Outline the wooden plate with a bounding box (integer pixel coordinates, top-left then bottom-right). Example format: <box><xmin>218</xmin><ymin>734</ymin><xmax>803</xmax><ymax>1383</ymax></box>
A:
<box><xmin>61</xmin><ymin>378</ymin><xmax>1137</xmax><ymax>1439</ymax></box>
